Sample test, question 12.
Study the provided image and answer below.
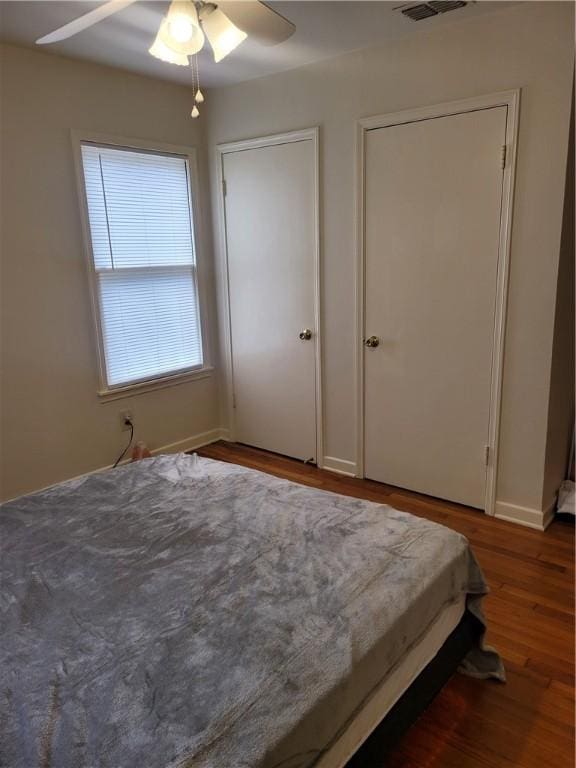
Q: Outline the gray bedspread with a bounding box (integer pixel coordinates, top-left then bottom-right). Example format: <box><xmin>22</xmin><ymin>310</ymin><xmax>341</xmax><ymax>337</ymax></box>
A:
<box><xmin>1</xmin><ymin>453</ymin><xmax>503</xmax><ymax>768</ymax></box>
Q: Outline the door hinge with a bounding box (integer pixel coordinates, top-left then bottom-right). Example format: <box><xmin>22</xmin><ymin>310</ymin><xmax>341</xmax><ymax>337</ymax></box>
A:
<box><xmin>484</xmin><ymin>446</ymin><xmax>490</xmax><ymax>466</ymax></box>
<box><xmin>222</xmin><ymin>178</ymin><xmax>227</xmax><ymax>196</ymax></box>
<box><xmin>501</xmin><ymin>145</ymin><xmax>507</xmax><ymax>170</ymax></box>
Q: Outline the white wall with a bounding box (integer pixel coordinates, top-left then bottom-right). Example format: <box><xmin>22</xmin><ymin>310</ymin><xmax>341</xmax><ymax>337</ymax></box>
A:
<box><xmin>0</xmin><ymin>44</ymin><xmax>220</xmax><ymax>501</ymax></box>
<box><xmin>206</xmin><ymin>1</ymin><xmax>574</xmax><ymax>521</ymax></box>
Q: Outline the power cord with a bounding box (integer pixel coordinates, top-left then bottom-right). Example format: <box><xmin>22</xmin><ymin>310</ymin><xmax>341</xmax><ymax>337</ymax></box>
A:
<box><xmin>113</xmin><ymin>419</ymin><xmax>134</xmax><ymax>468</ymax></box>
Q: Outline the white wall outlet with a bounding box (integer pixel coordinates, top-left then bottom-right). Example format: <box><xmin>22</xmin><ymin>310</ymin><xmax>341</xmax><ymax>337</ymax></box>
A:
<box><xmin>120</xmin><ymin>410</ymin><xmax>134</xmax><ymax>431</ymax></box>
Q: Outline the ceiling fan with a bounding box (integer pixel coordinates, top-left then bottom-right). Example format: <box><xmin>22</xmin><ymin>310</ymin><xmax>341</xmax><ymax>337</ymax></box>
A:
<box><xmin>36</xmin><ymin>0</ymin><xmax>296</xmax><ymax>116</ymax></box>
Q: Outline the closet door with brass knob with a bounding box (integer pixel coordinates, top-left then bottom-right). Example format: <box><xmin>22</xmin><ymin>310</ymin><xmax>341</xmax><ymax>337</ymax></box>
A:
<box><xmin>222</xmin><ymin>133</ymin><xmax>319</xmax><ymax>462</ymax></box>
<box><xmin>364</xmin><ymin>106</ymin><xmax>507</xmax><ymax>508</ymax></box>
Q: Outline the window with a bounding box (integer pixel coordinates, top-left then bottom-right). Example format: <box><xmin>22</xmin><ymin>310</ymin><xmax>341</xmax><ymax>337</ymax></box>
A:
<box><xmin>79</xmin><ymin>141</ymin><xmax>205</xmax><ymax>392</ymax></box>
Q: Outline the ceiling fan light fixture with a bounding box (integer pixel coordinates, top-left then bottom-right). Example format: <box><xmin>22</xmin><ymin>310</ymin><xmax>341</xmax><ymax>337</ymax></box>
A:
<box><xmin>200</xmin><ymin>6</ymin><xmax>247</xmax><ymax>63</ymax></box>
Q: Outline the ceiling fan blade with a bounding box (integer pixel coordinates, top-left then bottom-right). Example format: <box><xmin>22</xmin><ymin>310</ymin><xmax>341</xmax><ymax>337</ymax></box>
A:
<box><xmin>36</xmin><ymin>0</ymin><xmax>139</xmax><ymax>45</ymax></box>
<box><xmin>217</xmin><ymin>1</ymin><xmax>295</xmax><ymax>46</ymax></box>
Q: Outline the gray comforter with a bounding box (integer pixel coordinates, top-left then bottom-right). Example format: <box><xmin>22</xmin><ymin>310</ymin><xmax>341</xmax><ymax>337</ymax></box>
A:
<box><xmin>0</xmin><ymin>453</ymin><xmax>503</xmax><ymax>768</ymax></box>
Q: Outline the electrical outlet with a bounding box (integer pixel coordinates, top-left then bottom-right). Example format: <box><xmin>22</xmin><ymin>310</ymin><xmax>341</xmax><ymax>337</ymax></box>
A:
<box><xmin>120</xmin><ymin>410</ymin><xmax>134</xmax><ymax>431</ymax></box>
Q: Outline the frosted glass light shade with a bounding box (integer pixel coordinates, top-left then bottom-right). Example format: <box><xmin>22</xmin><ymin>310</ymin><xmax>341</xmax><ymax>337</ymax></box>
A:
<box><xmin>201</xmin><ymin>7</ymin><xmax>247</xmax><ymax>63</ymax></box>
<box><xmin>149</xmin><ymin>24</ymin><xmax>190</xmax><ymax>65</ymax></box>
<box><xmin>149</xmin><ymin>1</ymin><xmax>204</xmax><ymax>65</ymax></box>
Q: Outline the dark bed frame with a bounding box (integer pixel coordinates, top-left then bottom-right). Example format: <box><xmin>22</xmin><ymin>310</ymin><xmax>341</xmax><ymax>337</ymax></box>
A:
<box><xmin>345</xmin><ymin>610</ymin><xmax>483</xmax><ymax>767</ymax></box>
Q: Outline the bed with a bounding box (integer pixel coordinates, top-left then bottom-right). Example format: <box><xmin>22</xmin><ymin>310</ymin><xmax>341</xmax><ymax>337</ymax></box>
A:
<box><xmin>0</xmin><ymin>453</ymin><xmax>503</xmax><ymax>768</ymax></box>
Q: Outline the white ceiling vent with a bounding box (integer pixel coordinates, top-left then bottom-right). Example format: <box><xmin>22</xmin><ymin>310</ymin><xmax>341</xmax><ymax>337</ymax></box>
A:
<box><xmin>399</xmin><ymin>2</ymin><xmax>467</xmax><ymax>22</ymax></box>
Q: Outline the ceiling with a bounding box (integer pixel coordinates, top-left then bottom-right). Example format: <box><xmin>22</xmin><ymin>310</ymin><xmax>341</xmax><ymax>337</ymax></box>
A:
<box><xmin>0</xmin><ymin>1</ymin><xmax>515</xmax><ymax>88</ymax></box>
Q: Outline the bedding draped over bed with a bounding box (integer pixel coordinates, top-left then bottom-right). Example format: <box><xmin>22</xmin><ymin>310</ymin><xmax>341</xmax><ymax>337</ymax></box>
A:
<box><xmin>0</xmin><ymin>454</ymin><xmax>503</xmax><ymax>768</ymax></box>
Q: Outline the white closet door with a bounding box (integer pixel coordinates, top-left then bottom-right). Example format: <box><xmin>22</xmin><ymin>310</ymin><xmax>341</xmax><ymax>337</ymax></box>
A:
<box><xmin>364</xmin><ymin>107</ymin><xmax>507</xmax><ymax>508</ymax></box>
<box><xmin>223</xmin><ymin>139</ymin><xmax>317</xmax><ymax>462</ymax></box>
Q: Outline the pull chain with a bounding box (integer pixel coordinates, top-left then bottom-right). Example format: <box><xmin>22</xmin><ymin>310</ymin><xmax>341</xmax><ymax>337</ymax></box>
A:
<box><xmin>190</xmin><ymin>54</ymin><xmax>203</xmax><ymax>118</ymax></box>
<box><xmin>194</xmin><ymin>54</ymin><xmax>204</xmax><ymax>104</ymax></box>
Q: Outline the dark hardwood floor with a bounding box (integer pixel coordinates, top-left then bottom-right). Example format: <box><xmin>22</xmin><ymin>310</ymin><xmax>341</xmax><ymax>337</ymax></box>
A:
<box><xmin>197</xmin><ymin>441</ymin><xmax>575</xmax><ymax>768</ymax></box>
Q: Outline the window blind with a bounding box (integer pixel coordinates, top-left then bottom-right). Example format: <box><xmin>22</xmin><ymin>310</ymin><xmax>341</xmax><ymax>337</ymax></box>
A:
<box><xmin>81</xmin><ymin>143</ymin><xmax>203</xmax><ymax>388</ymax></box>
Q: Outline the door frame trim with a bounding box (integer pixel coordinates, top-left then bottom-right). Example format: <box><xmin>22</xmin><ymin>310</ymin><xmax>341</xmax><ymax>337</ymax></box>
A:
<box><xmin>215</xmin><ymin>127</ymin><xmax>323</xmax><ymax>466</ymax></box>
<box><xmin>354</xmin><ymin>90</ymin><xmax>520</xmax><ymax>515</ymax></box>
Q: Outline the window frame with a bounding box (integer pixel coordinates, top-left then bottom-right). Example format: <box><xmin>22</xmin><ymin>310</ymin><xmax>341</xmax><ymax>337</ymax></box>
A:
<box><xmin>72</xmin><ymin>130</ymin><xmax>213</xmax><ymax>401</ymax></box>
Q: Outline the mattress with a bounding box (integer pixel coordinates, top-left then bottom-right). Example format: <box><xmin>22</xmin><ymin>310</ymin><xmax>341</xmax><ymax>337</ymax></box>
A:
<box><xmin>0</xmin><ymin>453</ymin><xmax>503</xmax><ymax>768</ymax></box>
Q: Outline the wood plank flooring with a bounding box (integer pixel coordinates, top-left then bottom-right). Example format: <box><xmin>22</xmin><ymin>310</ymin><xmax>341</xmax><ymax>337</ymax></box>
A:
<box><xmin>197</xmin><ymin>441</ymin><xmax>575</xmax><ymax>768</ymax></box>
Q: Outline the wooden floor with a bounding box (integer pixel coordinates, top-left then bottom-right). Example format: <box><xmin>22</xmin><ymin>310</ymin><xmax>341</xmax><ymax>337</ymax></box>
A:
<box><xmin>198</xmin><ymin>441</ymin><xmax>575</xmax><ymax>768</ymax></box>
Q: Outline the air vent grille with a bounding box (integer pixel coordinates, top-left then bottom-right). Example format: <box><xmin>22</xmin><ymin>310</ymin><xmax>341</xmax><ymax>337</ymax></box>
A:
<box><xmin>429</xmin><ymin>1</ymin><xmax>467</xmax><ymax>13</ymax></box>
<box><xmin>401</xmin><ymin>4</ymin><xmax>438</xmax><ymax>21</ymax></box>
<box><xmin>401</xmin><ymin>1</ymin><xmax>467</xmax><ymax>21</ymax></box>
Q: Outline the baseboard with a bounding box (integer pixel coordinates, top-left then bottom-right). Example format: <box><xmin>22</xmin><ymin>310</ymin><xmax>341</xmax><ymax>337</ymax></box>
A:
<box><xmin>150</xmin><ymin>428</ymin><xmax>225</xmax><ymax>457</ymax></box>
<box><xmin>494</xmin><ymin>499</ymin><xmax>556</xmax><ymax>531</ymax></box>
<box><xmin>323</xmin><ymin>456</ymin><xmax>358</xmax><ymax>477</ymax></box>
<box><xmin>541</xmin><ymin>497</ymin><xmax>558</xmax><ymax>530</ymax></box>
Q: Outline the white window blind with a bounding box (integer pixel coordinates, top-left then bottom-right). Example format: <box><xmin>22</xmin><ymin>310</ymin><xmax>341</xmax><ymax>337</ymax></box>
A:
<box><xmin>80</xmin><ymin>143</ymin><xmax>203</xmax><ymax>388</ymax></box>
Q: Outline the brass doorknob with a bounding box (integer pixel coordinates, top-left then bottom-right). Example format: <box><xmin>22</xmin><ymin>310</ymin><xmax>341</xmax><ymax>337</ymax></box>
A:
<box><xmin>364</xmin><ymin>335</ymin><xmax>380</xmax><ymax>348</ymax></box>
<box><xmin>299</xmin><ymin>329</ymin><xmax>313</xmax><ymax>341</ymax></box>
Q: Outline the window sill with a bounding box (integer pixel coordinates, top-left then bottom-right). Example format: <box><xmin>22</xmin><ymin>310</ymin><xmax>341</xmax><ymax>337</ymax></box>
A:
<box><xmin>98</xmin><ymin>366</ymin><xmax>214</xmax><ymax>402</ymax></box>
